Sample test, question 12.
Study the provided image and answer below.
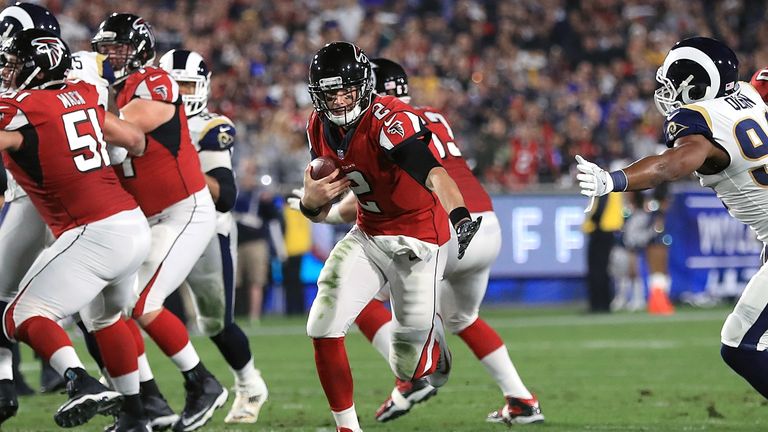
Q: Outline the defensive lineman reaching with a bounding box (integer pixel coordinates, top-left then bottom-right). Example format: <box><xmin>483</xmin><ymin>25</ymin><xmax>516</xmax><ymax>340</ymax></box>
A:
<box><xmin>576</xmin><ymin>36</ymin><xmax>768</xmax><ymax>400</ymax></box>
<box><xmin>159</xmin><ymin>48</ymin><xmax>269</xmax><ymax>424</ymax></box>
<box><xmin>300</xmin><ymin>41</ymin><xmax>481</xmax><ymax>432</ymax></box>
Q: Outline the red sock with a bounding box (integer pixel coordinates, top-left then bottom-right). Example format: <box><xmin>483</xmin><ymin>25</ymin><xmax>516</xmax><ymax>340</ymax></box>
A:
<box><xmin>313</xmin><ymin>337</ymin><xmax>353</xmax><ymax>412</ymax></box>
<box><xmin>142</xmin><ymin>308</ymin><xmax>190</xmax><ymax>357</ymax></box>
<box><xmin>15</xmin><ymin>316</ymin><xmax>72</xmax><ymax>361</ymax></box>
<box><xmin>458</xmin><ymin>318</ymin><xmax>504</xmax><ymax>359</ymax></box>
<box><xmin>93</xmin><ymin>320</ymin><xmax>138</xmax><ymax>377</ymax></box>
<box><xmin>124</xmin><ymin>317</ymin><xmax>145</xmax><ymax>356</ymax></box>
<box><xmin>354</xmin><ymin>300</ymin><xmax>391</xmax><ymax>342</ymax></box>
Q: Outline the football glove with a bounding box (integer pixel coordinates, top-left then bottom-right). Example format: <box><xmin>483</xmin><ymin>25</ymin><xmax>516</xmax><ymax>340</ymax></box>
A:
<box><xmin>286</xmin><ymin>187</ymin><xmax>304</xmax><ymax>212</ymax></box>
<box><xmin>456</xmin><ymin>216</ymin><xmax>482</xmax><ymax>260</ymax></box>
<box><xmin>575</xmin><ymin>155</ymin><xmax>613</xmax><ymax>198</ymax></box>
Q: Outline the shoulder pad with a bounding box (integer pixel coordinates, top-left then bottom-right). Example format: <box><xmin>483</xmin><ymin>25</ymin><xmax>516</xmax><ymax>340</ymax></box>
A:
<box><xmin>199</xmin><ymin>117</ymin><xmax>236</xmax><ymax>151</ymax></box>
<box><xmin>126</xmin><ymin>67</ymin><xmax>179</xmax><ymax>104</ymax></box>
<box><xmin>664</xmin><ymin>106</ymin><xmax>713</xmax><ymax>148</ymax></box>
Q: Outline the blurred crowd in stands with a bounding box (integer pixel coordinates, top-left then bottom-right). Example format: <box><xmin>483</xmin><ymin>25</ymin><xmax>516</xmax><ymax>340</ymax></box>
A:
<box><xmin>48</xmin><ymin>0</ymin><xmax>768</xmax><ymax>193</ymax></box>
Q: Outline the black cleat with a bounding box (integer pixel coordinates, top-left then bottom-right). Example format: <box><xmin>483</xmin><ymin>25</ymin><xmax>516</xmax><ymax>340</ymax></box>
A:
<box><xmin>0</xmin><ymin>379</ymin><xmax>18</xmax><ymax>425</ymax></box>
<box><xmin>375</xmin><ymin>378</ymin><xmax>437</xmax><ymax>422</ymax></box>
<box><xmin>143</xmin><ymin>392</ymin><xmax>178</xmax><ymax>431</ymax></box>
<box><xmin>104</xmin><ymin>412</ymin><xmax>152</xmax><ymax>432</ymax></box>
<box><xmin>487</xmin><ymin>395</ymin><xmax>545</xmax><ymax>424</ymax></box>
<box><xmin>54</xmin><ymin>368</ymin><xmax>123</xmax><ymax>428</ymax></box>
<box><xmin>172</xmin><ymin>368</ymin><xmax>227</xmax><ymax>431</ymax></box>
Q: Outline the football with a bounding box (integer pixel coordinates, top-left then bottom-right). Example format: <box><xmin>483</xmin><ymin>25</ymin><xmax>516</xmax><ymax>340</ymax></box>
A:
<box><xmin>309</xmin><ymin>156</ymin><xmax>338</xmax><ymax>180</ymax></box>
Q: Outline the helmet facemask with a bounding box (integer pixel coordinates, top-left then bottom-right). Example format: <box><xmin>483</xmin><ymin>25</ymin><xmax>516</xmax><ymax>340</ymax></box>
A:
<box><xmin>654</xmin><ymin>67</ymin><xmax>696</xmax><ymax>116</ymax></box>
<box><xmin>169</xmin><ymin>71</ymin><xmax>209</xmax><ymax>117</ymax></box>
<box><xmin>309</xmin><ymin>77</ymin><xmax>372</xmax><ymax>127</ymax></box>
<box><xmin>0</xmin><ymin>50</ymin><xmax>21</xmax><ymax>91</ymax></box>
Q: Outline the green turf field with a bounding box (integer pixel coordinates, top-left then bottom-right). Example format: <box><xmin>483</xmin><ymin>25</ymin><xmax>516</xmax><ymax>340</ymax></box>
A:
<box><xmin>4</xmin><ymin>305</ymin><xmax>766</xmax><ymax>431</ymax></box>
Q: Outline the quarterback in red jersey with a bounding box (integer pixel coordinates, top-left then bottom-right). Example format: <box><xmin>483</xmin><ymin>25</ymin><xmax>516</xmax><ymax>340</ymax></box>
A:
<box><xmin>362</xmin><ymin>58</ymin><xmax>543</xmax><ymax>425</ymax></box>
<box><xmin>299</xmin><ymin>41</ymin><xmax>481</xmax><ymax>432</ymax></box>
<box><xmin>92</xmin><ymin>13</ymin><xmax>225</xmax><ymax>431</ymax></box>
<box><xmin>0</xmin><ymin>29</ymin><xmax>152</xmax><ymax>429</ymax></box>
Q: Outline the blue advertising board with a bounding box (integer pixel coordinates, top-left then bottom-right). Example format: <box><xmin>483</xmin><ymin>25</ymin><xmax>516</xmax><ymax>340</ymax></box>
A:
<box><xmin>665</xmin><ymin>187</ymin><xmax>761</xmax><ymax>299</ymax></box>
<box><xmin>489</xmin><ymin>194</ymin><xmax>588</xmax><ymax>278</ymax></box>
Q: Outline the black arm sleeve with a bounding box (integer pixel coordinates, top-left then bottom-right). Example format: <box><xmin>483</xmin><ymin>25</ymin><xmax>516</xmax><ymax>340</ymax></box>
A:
<box><xmin>0</xmin><ymin>160</ymin><xmax>5</xmax><ymax>196</ymax></box>
<box><xmin>386</xmin><ymin>130</ymin><xmax>441</xmax><ymax>189</ymax></box>
<box><xmin>206</xmin><ymin>167</ymin><xmax>237</xmax><ymax>212</ymax></box>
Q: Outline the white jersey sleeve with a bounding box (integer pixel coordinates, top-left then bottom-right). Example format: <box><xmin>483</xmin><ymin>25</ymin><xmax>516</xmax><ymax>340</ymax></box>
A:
<box><xmin>67</xmin><ymin>51</ymin><xmax>115</xmax><ymax>109</ymax></box>
<box><xmin>667</xmin><ymin>82</ymin><xmax>768</xmax><ymax>243</ymax></box>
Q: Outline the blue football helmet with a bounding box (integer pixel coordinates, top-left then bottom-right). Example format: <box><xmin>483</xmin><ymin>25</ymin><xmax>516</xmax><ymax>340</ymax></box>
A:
<box><xmin>0</xmin><ymin>2</ymin><xmax>60</xmax><ymax>42</ymax></box>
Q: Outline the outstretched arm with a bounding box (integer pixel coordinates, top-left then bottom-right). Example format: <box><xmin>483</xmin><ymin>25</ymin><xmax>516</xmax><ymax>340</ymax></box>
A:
<box><xmin>577</xmin><ymin>134</ymin><xmax>720</xmax><ymax>197</ymax></box>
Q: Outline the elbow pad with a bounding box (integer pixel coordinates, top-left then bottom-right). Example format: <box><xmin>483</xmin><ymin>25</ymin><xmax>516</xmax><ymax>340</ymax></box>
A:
<box><xmin>387</xmin><ymin>132</ymin><xmax>441</xmax><ymax>188</ymax></box>
<box><xmin>206</xmin><ymin>167</ymin><xmax>237</xmax><ymax>212</ymax></box>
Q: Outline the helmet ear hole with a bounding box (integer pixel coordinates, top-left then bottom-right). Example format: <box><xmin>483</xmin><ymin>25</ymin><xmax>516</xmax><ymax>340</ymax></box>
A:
<box><xmin>688</xmin><ymin>84</ymin><xmax>707</xmax><ymax>101</ymax></box>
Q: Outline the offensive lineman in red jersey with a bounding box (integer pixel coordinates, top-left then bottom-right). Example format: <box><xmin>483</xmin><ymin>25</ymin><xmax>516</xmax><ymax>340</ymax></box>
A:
<box><xmin>92</xmin><ymin>13</ymin><xmax>226</xmax><ymax>432</ymax></box>
<box><xmin>293</xmin><ymin>58</ymin><xmax>544</xmax><ymax>426</ymax></box>
<box><xmin>300</xmin><ymin>42</ymin><xmax>481</xmax><ymax>432</ymax></box>
<box><xmin>0</xmin><ymin>29</ymin><xmax>152</xmax><ymax>430</ymax></box>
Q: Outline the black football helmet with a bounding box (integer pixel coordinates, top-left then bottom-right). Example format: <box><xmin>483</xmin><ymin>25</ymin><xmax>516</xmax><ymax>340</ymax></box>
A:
<box><xmin>0</xmin><ymin>28</ymin><xmax>70</xmax><ymax>91</ymax></box>
<box><xmin>91</xmin><ymin>13</ymin><xmax>155</xmax><ymax>84</ymax></box>
<box><xmin>371</xmin><ymin>57</ymin><xmax>409</xmax><ymax>101</ymax></box>
<box><xmin>0</xmin><ymin>2</ymin><xmax>60</xmax><ymax>42</ymax></box>
<box><xmin>308</xmin><ymin>41</ymin><xmax>374</xmax><ymax>127</ymax></box>
<box><xmin>655</xmin><ymin>36</ymin><xmax>739</xmax><ymax>116</ymax></box>
<box><xmin>158</xmin><ymin>49</ymin><xmax>210</xmax><ymax>116</ymax></box>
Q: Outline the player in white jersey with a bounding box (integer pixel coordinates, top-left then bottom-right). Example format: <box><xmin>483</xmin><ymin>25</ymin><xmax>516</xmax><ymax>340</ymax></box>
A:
<box><xmin>577</xmin><ymin>36</ymin><xmax>768</xmax><ymax>400</ymax></box>
<box><xmin>158</xmin><ymin>49</ymin><xmax>268</xmax><ymax>424</ymax></box>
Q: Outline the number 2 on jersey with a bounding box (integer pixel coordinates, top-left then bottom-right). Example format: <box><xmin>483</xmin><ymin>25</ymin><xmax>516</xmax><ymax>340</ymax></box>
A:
<box><xmin>62</xmin><ymin>108</ymin><xmax>111</xmax><ymax>172</ymax></box>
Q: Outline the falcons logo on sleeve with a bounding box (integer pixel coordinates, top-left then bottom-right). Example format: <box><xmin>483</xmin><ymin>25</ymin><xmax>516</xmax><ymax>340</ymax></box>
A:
<box><xmin>385</xmin><ymin>117</ymin><xmax>405</xmax><ymax>137</ymax></box>
<box><xmin>31</xmin><ymin>37</ymin><xmax>66</xmax><ymax>68</ymax></box>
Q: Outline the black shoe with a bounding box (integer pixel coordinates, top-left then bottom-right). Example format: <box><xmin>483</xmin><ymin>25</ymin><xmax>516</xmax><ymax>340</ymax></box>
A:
<box><xmin>53</xmin><ymin>368</ymin><xmax>123</xmax><ymax>428</ymax></box>
<box><xmin>172</xmin><ymin>369</ymin><xmax>228</xmax><ymax>431</ymax></box>
<box><xmin>142</xmin><ymin>392</ymin><xmax>179</xmax><ymax>431</ymax></box>
<box><xmin>104</xmin><ymin>412</ymin><xmax>152</xmax><ymax>432</ymax></box>
<box><xmin>375</xmin><ymin>378</ymin><xmax>437</xmax><ymax>422</ymax></box>
<box><xmin>40</xmin><ymin>361</ymin><xmax>66</xmax><ymax>393</ymax></box>
<box><xmin>0</xmin><ymin>379</ymin><xmax>18</xmax><ymax>425</ymax></box>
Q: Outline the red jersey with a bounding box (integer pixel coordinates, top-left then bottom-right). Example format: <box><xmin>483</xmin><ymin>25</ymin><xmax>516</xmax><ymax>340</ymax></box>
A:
<box><xmin>307</xmin><ymin>95</ymin><xmax>450</xmax><ymax>245</ymax></box>
<box><xmin>114</xmin><ymin>66</ymin><xmax>205</xmax><ymax>216</ymax></box>
<box><xmin>750</xmin><ymin>67</ymin><xmax>768</xmax><ymax>102</ymax></box>
<box><xmin>0</xmin><ymin>80</ymin><xmax>137</xmax><ymax>237</ymax></box>
<box><xmin>412</xmin><ymin>106</ymin><xmax>493</xmax><ymax>213</ymax></box>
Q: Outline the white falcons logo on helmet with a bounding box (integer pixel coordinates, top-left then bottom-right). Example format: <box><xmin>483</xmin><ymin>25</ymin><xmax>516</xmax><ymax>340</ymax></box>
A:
<box><xmin>31</xmin><ymin>37</ymin><xmax>65</xmax><ymax>68</ymax></box>
<box><xmin>132</xmin><ymin>18</ymin><xmax>155</xmax><ymax>46</ymax></box>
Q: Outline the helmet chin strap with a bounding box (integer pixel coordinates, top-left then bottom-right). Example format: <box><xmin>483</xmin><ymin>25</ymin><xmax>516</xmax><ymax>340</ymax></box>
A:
<box><xmin>17</xmin><ymin>66</ymin><xmax>40</xmax><ymax>91</ymax></box>
<box><xmin>678</xmin><ymin>75</ymin><xmax>702</xmax><ymax>104</ymax></box>
<box><xmin>327</xmin><ymin>104</ymin><xmax>362</xmax><ymax>127</ymax></box>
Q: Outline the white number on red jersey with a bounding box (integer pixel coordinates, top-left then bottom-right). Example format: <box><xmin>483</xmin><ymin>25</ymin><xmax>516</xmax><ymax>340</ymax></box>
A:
<box><xmin>63</xmin><ymin>108</ymin><xmax>111</xmax><ymax>172</ymax></box>
<box><xmin>423</xmin><ymin>111</ymin><xmax>461</xmax><ymax>158</ymax></box>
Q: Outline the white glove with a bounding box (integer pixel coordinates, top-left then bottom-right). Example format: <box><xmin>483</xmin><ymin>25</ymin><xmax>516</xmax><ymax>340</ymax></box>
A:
<box><xmin>287</xmin><ymin>187</ymin><xmax>304</xmax><ymax>212</ymax></box>
<box><xmin>576</xmin><ymin>155</ymin><xmax>613</xmax><ymax>213</ymax></box>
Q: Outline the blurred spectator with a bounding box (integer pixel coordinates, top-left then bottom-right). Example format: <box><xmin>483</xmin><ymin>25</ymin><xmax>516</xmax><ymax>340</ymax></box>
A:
<box><xmin>282</xmin><ymin>206</ymin><xmax>311</xmax><ymax>316</ymax></box>
<box><xmin>233</xmin><ymin>160</ymin><xmax>285</xmax><ymax>321</ymax></box>
<box><xmin>49</xmin><ymin>0</ymin><xmax>768</xmax><ymax>193</ymax></box>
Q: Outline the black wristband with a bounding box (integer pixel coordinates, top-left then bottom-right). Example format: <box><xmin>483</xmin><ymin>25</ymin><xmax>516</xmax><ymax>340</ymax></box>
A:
<box><xmin>449</xmin><ymin>207</ymin><xmax>471</xmax><ymax>228</ymax></box>
<box><xmin>299</xmin><ymin>200</ymin><xmax>322</xmax><ymax>218</ymax></box>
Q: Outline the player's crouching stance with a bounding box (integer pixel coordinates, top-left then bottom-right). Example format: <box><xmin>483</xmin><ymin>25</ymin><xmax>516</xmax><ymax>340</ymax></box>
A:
<box><xmin>577</xmin><ymin>37</ymin><xmax>768</xmax><ymax>402</ymax></box>
<box><xmin>301</xmin><ymin>42</ymin><xmax>481</xmax><ymax>432</ymax></box>
<box><xmin>0</xmin><ymin>29</ymin><xmax>151</xmax><ymax>430</ymax></box>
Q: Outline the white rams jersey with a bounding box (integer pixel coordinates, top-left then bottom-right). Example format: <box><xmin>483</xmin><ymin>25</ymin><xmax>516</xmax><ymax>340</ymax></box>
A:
<box><xmin>5</xmin><ymin>51</ymin><xmax>116</xmax><ymax>202</ymax></box>
<box><xmin>665</xmin><ymin>81</ymin><xmax>768</xmax><ymax>243</ymax></box>
<box><xmin>188</xmin><ymin>109</ymin><xmax>236</xmax><ymax>235</ymax></box>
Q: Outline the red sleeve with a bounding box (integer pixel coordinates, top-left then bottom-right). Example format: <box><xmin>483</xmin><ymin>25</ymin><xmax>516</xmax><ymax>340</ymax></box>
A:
<box><xmin>750</xmin><ymin>67</ymin><xmax>768</xmax><ymax>103</ymax></box>
<box><xmin>377</xmin><ymin>110</ymin><xmax>428</xmax><ymax>150</ymax></box>
<box><xmin>131</xmin><ymin>70</ymin><xmax>178</xmax><ymax>103</ymax></box>
<box><xmin>0</xmin><ymin>102</ymin><xmax>26</xmax><ymax>131</ymax></box>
